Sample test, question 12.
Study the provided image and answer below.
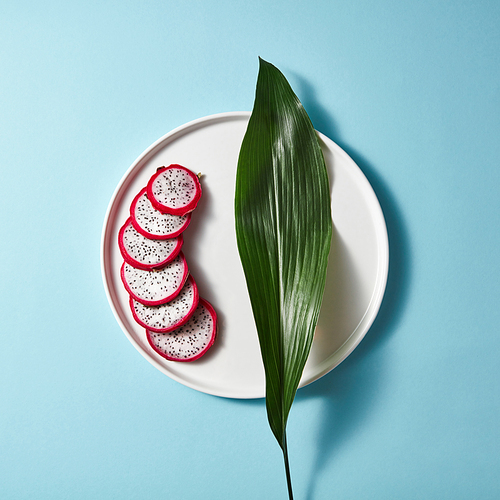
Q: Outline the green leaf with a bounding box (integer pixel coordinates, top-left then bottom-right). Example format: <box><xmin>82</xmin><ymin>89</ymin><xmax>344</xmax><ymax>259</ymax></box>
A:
<box><xmin>235</xmin><ymin>58</ymin><xmax>332</xmax><ymax>495</ymax></box>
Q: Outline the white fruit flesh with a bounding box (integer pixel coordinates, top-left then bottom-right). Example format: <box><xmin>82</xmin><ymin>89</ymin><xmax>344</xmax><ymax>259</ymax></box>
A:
<box><xmin>132</xmin><ymin>188</ymin><xmax>190</xmax><ymax>238</ymax></box>
<box><xmin>147</xmin><ymin>298</ymin><xmax>216</xmax><ymax>361</ymax></box>
<box><xmin>120</xmin><ymin>219</ymin><xmax>182</xmax><ymax>269</ymax></box>
<box><xmin>121</xmin><ymin>253</ymin><xmax>188</xmax><ymax>305</ymax></box>
<box><xmin>149</xmin><ymin>166</ymin><xmax>200</xmax><ymax>212</ymax></box>
<box><xmin>130</xmin><ymin>276</ymin><xmax>198</xmax><ymax>332</ymax></box>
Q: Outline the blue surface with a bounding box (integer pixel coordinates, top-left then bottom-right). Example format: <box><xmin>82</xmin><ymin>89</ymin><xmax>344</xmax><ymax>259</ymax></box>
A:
<box><xmin>1</xmin><ymin>1</ymin><xmax>499</xmax><ymax>498</ymax></box>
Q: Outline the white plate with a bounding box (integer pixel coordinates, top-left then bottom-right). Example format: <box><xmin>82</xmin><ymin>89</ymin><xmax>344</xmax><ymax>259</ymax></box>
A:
<box><xmin>101</xmin><ymin>112</ymin><xmax>389</xmax><ymax>399</ymax></box>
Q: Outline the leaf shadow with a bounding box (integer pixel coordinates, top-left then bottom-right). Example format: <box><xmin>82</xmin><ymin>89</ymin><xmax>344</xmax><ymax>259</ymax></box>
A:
<box><xmin>290</xmin><ymin>74</ymin><xmax>412</xmax><ymax>498</ymax></box>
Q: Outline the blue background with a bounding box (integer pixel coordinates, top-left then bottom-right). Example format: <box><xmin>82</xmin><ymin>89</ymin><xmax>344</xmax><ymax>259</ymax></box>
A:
<box><xmin>1</xmin><ymin>1</ymin><xmax>499</xmax><ymax>498</ymax></box>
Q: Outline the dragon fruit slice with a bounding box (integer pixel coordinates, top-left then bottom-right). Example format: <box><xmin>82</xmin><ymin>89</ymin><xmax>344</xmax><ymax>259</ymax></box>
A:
<box><xmin>147</xmin><ymin>164</ymin><xmax>202</xmax><ymax>216</ymax></box>
<box><xmin>121</xmin><ymin>253</ymin><xmax>188</xmax><ymax>306</ymax></box>
<box><xmin>130</xmin><ymin>187</ymin><xmax>191</xmax><ymax>240</ymax></box>
<box><xmin>130</xmin><ymin>275</ymin><xmax>199</xmax><ymax>332</ymax></box>
<box><xmin>146</xmin><ymin>298</ymin><xmax>217</xmax><ymax>362</ymax></box>
<box><xmin>118</xmin><ymin>218</ymin><xmax>183</xmax><ymax>270</ymax></box>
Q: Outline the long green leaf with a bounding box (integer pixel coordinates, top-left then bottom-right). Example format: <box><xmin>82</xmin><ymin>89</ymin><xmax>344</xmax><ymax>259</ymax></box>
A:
<box><xmin>235</xmin><ymin>58</ymin><xmax>332</xmax><ymax>493</ymax></box>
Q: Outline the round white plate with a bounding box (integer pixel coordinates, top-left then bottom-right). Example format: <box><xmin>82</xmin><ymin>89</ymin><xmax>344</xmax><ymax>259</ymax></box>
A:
<box><xmin>101</xmin><ymin>112</ymin><xmax>389</xmax><ymax>399</ymax></box>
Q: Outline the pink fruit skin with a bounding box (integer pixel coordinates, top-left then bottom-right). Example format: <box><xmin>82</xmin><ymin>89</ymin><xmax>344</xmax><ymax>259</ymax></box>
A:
<box><xmin>129</xmin><ymin>275</ymin><xmax>200</xmax><ymax>332</ymax></box>
<box><xmin>130</xmin><ymin>187</ymin><xmax>192</xmax><ymax>239</ymax></box>
<box><xmin>120</xmin><ymin>252</ymin><xmax>189</xmax><ymax>306</ymax></box>
<box><xmin>146</xmin><ymin>298</ymin><xmax>217</xmax><ymax>362</ymax></box>
<box><xmin>147</xmin><ymin>164</ymin><xmax>202</xmax><ymax>216</ymax></box>
<box><xmin>118</xmin><ymin>217</ymin><xmax>184</xmax><ymax>271</ymax></box>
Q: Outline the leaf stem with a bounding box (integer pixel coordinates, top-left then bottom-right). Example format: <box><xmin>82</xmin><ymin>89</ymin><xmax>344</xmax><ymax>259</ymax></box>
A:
<box><xmin>283</xmin><ymin>432</ymin><xmax>294</xmax><ymax>500</ymax></box>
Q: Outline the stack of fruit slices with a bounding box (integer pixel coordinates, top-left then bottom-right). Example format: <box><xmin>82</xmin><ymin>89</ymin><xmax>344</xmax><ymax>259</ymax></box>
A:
<box><xmin>118</xmin><ymin>164</ymin><xmax>217</xmax><ymax>362</ymax></box>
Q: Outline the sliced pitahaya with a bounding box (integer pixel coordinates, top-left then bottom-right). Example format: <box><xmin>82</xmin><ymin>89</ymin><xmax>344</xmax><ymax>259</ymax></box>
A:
<box><xmin>147</xmin><ymin>164</ymin><xmax>202</xmax><ymax>216</ymax></box>
<box><xmin>146</xmin><ymin>298</ymin><xmax>217</xmax><ymax>362</ymax></box>
<box><xmin>121</xmin><ymin>253</ymin><xmax>188</xmax><ymax>306</ymax></box>
<box><xmin>130</xmin><ymin>275</ymin><xmax>199</xmax><ymax>332</ymax></box>
<box><xmin>130</xmin><ymin>187</ymin><xmax>191</xmax><ymax>239</ymax></box>
<box><xmin>118</xmin><ymin>218</ymin><xmax>183</xmax><ymax>271</ymax></box>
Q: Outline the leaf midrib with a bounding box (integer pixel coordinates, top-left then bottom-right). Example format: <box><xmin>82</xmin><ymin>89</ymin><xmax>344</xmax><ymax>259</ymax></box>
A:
<box><xmin>271</xmin><ymin>138</ymin><xmax>286</xmax><ymax>432</ymax></box>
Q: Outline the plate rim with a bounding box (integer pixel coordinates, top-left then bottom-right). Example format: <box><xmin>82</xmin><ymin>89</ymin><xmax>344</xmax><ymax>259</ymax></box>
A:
<box><xmin>100</xmin><ymin>111</ymin><xmax>389</xmax><ymax>399</ymax></box>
